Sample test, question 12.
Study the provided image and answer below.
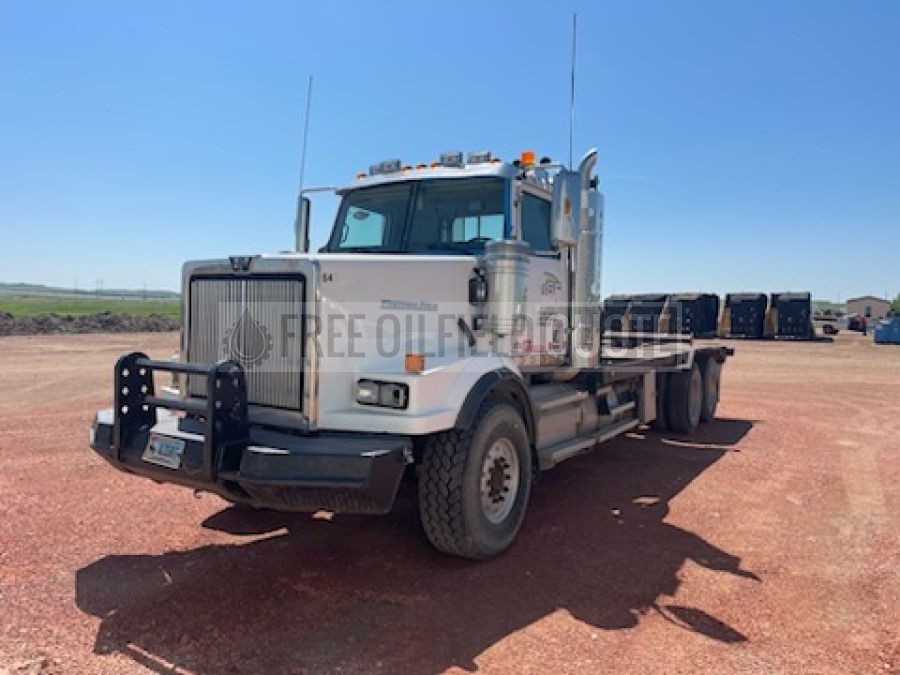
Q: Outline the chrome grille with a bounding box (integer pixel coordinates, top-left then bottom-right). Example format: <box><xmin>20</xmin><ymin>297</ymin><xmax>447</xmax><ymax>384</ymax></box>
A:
<box><xmin>187</xmin><ymin>276</ymin><xmax>305</xmax><ymax>409</ymax></box>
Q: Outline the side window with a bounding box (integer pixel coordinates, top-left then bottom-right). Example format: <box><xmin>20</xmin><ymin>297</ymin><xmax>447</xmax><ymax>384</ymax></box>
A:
<box><xmin>449</xmin><ymin>214</ymin><xmax>505</xmax><ymax>242</ymax></box>
<box><xmin>341</xmin><ymin>206</ymin><xmax>386</xmax><ymax>247</ymax></box>
<box><xmin>521</xmin><ymin>193</ymin><xmax>553</xmax><ymax>252</ymax></box>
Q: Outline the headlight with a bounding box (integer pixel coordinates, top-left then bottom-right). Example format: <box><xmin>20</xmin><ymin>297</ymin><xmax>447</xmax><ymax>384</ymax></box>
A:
<box><xmin>356</xmin><ymin>381</ymin><xmax>380</xmax><ymax>405</ymax></box>
<box><xmin>356</xmin><ymin>380</ymin><xmax>409</xmax><ymax>409</ymax></box>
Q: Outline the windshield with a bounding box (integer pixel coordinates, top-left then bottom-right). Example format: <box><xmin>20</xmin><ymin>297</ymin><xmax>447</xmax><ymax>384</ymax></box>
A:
<box><xmin>324</xmin><ymin>177</ymin><xmax>507</xmax><ymax>254</ymax></box>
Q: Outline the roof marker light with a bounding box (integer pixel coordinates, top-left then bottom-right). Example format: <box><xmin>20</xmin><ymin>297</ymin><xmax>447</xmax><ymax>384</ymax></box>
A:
<box><xmin>520</xmin><ymin>150</ymin><xmax>536</xmax><ymax>166</ymax></box>
<box><xmin>439</xmin><ymin>151</ymin><xmax>464</xmax><ymax>168</ymax></box>
<box><xmin>466</xmin><ymin>150</ymin><xmax>492</xmax><ymax>164</ymax></box>
<box><xmin>369</xmin><ymin>159</ymin><xmax>402</xmax><ymax>175</ymax></box>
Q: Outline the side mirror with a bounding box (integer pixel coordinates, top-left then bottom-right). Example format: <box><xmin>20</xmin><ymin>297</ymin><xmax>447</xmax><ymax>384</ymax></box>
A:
<box><xmin>294</xmin><ymin>196</ymin><xmax>311</xmax><ymax>252</ymax></box>
<box><xmin>550</xmin><ymin>170</ymin><xmax>580</xmax><ymax>247</ymax></box>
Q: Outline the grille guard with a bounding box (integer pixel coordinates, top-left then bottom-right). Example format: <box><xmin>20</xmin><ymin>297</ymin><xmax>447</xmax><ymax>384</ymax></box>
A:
<box><xmin>113</xmin><ymin>352</ymin><xmax>249</xmax><ymax>483</ymax></box>
<box><xmin>99</xmin><ymin>351</ymin><xmax>412</xmax><ymax>514</ymax></box>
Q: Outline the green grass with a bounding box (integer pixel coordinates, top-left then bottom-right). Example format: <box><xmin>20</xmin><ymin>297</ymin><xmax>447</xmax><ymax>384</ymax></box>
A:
<box><xmin>0</xmin><ymin>294</ymin><xmax>181</xmax><ymax>318</ymax></box>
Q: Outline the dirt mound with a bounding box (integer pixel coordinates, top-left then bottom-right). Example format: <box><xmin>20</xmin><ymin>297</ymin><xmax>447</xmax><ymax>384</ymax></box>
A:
<box><xmin>0</xmin><ymin>311</ymin><xmax>179</xmax><ymax>336</ymax></box>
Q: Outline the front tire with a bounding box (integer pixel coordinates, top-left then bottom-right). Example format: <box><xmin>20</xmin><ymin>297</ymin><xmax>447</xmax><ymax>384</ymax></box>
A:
<box><xmin>418</xmin><ymin>400</ymin><xmax>532</xmax><ymax>560</ymax></box>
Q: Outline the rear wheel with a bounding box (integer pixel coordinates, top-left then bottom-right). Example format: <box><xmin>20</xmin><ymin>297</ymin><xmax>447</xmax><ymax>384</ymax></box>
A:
<box><xmin>418</xmin><ymin>400</ymin><xmax>532</xmax><ymax>560</ymax></box>
<box><xmin>650</xmin><ymin>372</ymin><xmax>669</xmax><ymax>430</ymax></box>
<box><xmin>700</xmin><ymin>357</ymin><xmax>721</xmax><ymax>422</ymax></box>
<box><xmin>667</xmin><ymin>362</ymin><xmax>703</xmax><ymax>434</ymax></box>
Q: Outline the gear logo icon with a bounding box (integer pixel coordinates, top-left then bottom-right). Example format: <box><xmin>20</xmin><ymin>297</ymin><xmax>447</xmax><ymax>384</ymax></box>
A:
<box><xmin>223</xmin><ymin>308</ymin><xmax>273</xmax><ymax>367</ymax></box>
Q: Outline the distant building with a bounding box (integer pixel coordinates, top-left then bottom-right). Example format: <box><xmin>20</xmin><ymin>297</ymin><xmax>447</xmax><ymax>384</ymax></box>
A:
<box><xmin>846</xmin><ymin>296</ymin><xmax>890</xmax><ymax>320</ymax></box>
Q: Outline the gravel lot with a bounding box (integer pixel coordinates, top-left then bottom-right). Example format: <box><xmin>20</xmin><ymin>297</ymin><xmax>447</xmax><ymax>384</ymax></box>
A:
<box><xmin>0</xmin><ymin>332</ymin><xmax>897</xmax><ymax>673</ymax></box>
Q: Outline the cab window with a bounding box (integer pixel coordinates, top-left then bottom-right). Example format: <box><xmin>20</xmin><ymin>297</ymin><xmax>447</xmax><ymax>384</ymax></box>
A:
<box><xmin>342</xmin><ymin>206</ymin><xmax>386</xmax><ymax>247</ymax></box>
<box><xmin>406</xmin><ymin>178</ymin><xmax>506</xmax><ymax>253</ymax></box>
<box><xmin>329</xmin><ymin>184</ymin><xmax>411</xmax><ymax>251</ymax></box>
<box><xmin>450</xmin><ymin>214</ymin><xmax>505</xmax><ymax>242</ymax></box>
<box><xmin>324</xmin><ymin>178</ymin><xmax>507</xmax><ymax>254</ymax></box>
<box><xmin>521</xmin><ymin>193</ymin><xmax>553</xmax><ymax>252</ymax></box>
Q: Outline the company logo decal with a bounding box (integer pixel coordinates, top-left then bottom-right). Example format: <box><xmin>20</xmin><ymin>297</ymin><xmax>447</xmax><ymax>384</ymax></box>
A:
<box><xmin>541</xmin><ymin>273</ymin><xmax>562</xmax><ymax>296</ymax></box>
<box><xmin>223</xmin><ymin>309</ymin><xmax>273</xmax><ymax>367</ymax></box>
<box><xmin>380</xmin><ymin>299</ymin><xmax>438</xmax><ymax>312</ymax></box>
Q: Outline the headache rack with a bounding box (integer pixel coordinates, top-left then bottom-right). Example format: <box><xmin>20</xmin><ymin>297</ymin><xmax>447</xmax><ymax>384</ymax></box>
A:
<box><xmin>113</xmin><ymin>352</ymin><xmax>249</xmax><ymax>483</ymax></box>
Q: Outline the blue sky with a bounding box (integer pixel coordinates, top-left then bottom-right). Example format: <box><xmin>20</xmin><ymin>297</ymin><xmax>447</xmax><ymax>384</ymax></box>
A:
<box><xmin>1</xmin><ymin>1</ymin><xmax>897</xmax><ymax>300</ymax></box>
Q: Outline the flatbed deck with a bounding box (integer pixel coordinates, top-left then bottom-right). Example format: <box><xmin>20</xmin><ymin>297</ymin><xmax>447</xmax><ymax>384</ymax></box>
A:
<box><xmin>599</xmin><ymin>331</ymin><xmax>733</xmax><ymax>371</ymax></box>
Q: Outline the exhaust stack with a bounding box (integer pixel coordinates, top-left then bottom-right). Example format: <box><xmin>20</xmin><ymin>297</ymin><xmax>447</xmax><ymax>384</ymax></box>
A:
<box><xmin>571</xmin><ymin>148</ymin><xmax>599</xmax><ymax>369</ymax></box>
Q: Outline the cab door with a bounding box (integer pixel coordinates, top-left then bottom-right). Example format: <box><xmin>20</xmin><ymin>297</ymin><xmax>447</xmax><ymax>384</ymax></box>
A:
<box><xmin>515</xmin><ymin>184</ymin><xmax>570</xmax><ymax>368</ymax></box>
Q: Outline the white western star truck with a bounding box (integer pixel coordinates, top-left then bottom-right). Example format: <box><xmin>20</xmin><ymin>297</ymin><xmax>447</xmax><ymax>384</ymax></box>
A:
<box><xmin>90</xmin><ymin>148</ymin><xmax>732</xmax><ymax>559</ymax></box>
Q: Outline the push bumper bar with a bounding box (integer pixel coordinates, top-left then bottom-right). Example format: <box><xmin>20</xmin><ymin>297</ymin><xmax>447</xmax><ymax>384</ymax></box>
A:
<box><xmin>90</xmin><ymin>352</ymin><xmax>412</xmax><ymax>514</ymax></box>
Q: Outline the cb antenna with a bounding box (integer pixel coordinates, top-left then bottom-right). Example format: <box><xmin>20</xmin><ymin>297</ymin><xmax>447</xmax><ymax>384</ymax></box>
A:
<box><xmin>569</xmin><ymin>12</ymin><xmax>577</xmax><ymax>169</ymax></box>
<box><xmin>298</xmin><ymin>75</ymin><xmax>314</xmax><ymax>191</ymax></box>
<box><xmin>293</xmin><ymin>75</ymin><xmax>314</xmax><ymax>252</ymax></box>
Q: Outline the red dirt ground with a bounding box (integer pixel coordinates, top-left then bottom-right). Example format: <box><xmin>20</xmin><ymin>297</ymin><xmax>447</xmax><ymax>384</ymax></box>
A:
<box><xmin>0</xmin><ymin>332</ymin><xmax>897</xmax><ymax>674</ymax></box>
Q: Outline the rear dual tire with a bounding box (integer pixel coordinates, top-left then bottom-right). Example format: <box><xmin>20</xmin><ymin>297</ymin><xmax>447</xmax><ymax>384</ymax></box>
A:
<box><xmin>651</xmin><ymin>372</ymin><xmax>670</xmax><ymax>431</ymax></box>
<box><xmin>699</xmin><ymin>358</ymin><xmax>721</xmax><ymax>422</ymax></box>
<box><xmin>665</xmin><ymin>357</ymin><xmax>720</xmax><ymax>434</ymax></box>
<box><xmin>667</xmin><ymin>362</ymin><xmax>703</xmax><ymax>433</ymax></box>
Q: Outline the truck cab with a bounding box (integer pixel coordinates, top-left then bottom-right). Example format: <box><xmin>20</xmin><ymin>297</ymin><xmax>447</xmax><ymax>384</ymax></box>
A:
<box><xmin>90</xmin><ymin>148</ymin><xmax>730</xmax><ymax>559</ymax></box>
<box><xmin>312</xmin><ymin>151</ymin><xmax>589</xmax><ymax>367</ymax></box>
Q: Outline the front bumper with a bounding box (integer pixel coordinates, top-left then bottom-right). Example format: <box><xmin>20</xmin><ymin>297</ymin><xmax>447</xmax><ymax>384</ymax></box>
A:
<box><xmin>90</xmin><ymin>352</ymin><xmax>412</xmax><ymax>514</ymax></box>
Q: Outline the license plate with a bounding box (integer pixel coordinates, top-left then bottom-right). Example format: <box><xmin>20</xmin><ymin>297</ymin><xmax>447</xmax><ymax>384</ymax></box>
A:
<box><xmin>142</xmin><ymin>434</ymin><xmax>185</xmax><ymax>469</ymax></box>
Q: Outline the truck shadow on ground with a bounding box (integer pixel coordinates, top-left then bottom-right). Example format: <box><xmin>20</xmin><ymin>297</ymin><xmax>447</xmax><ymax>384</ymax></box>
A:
<box><xmin>76</xmin><ymin>418</ymin><xmax>757</xmax><ymax>674</ymax></box>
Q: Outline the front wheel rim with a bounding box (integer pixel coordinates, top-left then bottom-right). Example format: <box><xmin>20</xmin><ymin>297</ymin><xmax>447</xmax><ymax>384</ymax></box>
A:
<box><xmin>480</xmin><ymin>437</ymin><xmax>520</xmax><ymax>524</ymax></box>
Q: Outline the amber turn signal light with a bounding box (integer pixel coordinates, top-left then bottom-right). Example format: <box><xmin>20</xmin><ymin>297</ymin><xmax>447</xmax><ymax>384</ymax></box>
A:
<box><xmin>405</xmin><ymin>353</ymin><xmax>425</xmax><ymax>374</ymax></box>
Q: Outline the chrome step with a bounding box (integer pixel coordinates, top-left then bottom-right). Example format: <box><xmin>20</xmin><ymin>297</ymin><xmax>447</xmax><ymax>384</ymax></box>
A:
<box><xmin>606</xmin><ymin>400</ymin><xmax>636</xmax><ymax>417</ymax></box>
<box><xmin>538</xmin><ymin>416</ymin><xmax>642</xmax><ymax>470</ymax></box>
<box><xmin>529</xmin><ymin>383</ymin><xmax>589</xmax><ymax>413</ymax></box>
<box><xmin>529</xmin><ymin>382</ymin><xmax>614</xmax><ymax>413</ymax></box>
<box><xmin>537</xmin><ymin>390</ymin><xmax>588</xmax><ymax>412</ymax></box>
